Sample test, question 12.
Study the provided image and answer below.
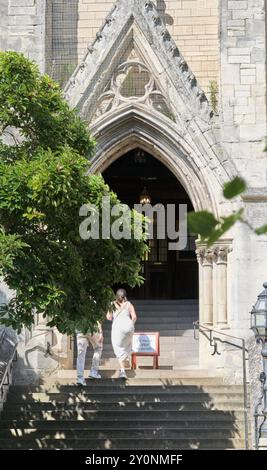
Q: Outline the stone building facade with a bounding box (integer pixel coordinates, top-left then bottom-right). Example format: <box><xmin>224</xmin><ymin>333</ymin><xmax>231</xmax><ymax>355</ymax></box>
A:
<box><xmin>0</xmin><ymin>0</ymin><xmax>267</xmax><ymax>426</ymax></box>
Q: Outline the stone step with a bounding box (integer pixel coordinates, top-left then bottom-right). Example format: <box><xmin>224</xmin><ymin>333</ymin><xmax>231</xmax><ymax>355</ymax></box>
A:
<box><xmin>0</xmin><ymin>409</ymin><xmax>247</xmax><ymax>421</ymax></box>
<box><xmin>9</xmin><ymin>379</ymin><xmax>243</xmax><ymax>394</ymax></box>
<box><xmin>98</xmin><ymin>358</ymin><xmax>199</xmax><ymax>368</ymax></box>
<box><xmin>100</xmin><ymin>354</ymin><xmax>198</xmax><ymax>362</ymax></box>
<box><xmin>132</xmin><ymin>310</ymin><xmax>198</xmax><ymax>315</ymax></box>
<box><xmin>100</xmin><ymin>347</ymin><xmax>198</xmax><ymax>355</ymax></box>
<box><xmin>1</xmin><ymin>404</ymin><xmax>247</xmax><ymax>421</ymax></box>
<box><xmin>133</xmin><ymin>312</ymin><xmax>198</xmax><ymax>318</ymax></box>
<box><xmin>0</xmin><ymin>428</ymin><xmax>246</xmax><ymax>440</ymax></box>
<box><xmin>2</xmin><ymin>398</ymin><xmax>246</xmax><ymax>413</ymax></box>
<box><xmin>6</xmin><ymin>379</ymin><xmax>245</xmax><ymax>390</ymax></box>
<box><xmin>130</xmin><ymin>317</ymin><xmax>198</xmax><ymax>323</ymax></box>
<box><xmin>101</xmin><ymin>329</ymin><xmax>196</xmax><ymax>337</ymax></box>
<box><xmin>103</xmin><ymin>322</ymin><xmax>197</xmax><ymax>337</ymax></box>
<box><xmin>132</xmin><ymin>307</ymin><xmax>199</xmax><ymax>318</ymax></box>
<box><xmin>0</xmin><ymin>418</ymin><xmax>248</xmax><ymax>429</ymax></box>
<box><xmin>0</xmin><ymin>437</ymin><xmax>245</xmax><ymax>450</ymax></box>
<box><xmin>6</xmin><ymin>389</ymin><xmax>245</xmax><ymax>403</ymax></box>
<box><xmin>49</xmin><ymin>370</ymin><xmax>222</xmax><ymax>381</ymax></box>
<box><xmin>2</xmin><ymin>403</ymin><xmax>246</xmax><ymax>418</ymax></box>
<box><xmin>7</xmin><ymin>383</ymin><xmax>244</xmax><ymax>393</ymax></box>
<box><xmin>99</xmin><ymin>339</ymin><xmax>198</xmax><ymax>349</ymax></box>
<box><xmin>81</xmin><ymin>351</ymin><xmax>199</xmax><ymax>362</ymax></box>
<box><xmin>100</xmin><ymin>341</ymin><xmax>198</xmax><ymax>351</ymax></box>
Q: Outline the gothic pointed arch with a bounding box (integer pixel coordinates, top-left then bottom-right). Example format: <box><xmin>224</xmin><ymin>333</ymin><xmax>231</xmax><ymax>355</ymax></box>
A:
<box><xmin>65</xmin><ymin>0</ymin><xmax>238</xmax><ymax>216</ymax></box>
<box><xmin>89</xmin><ymin>104</ymin><xmax>218</xmax><ymax>215</ymax></box>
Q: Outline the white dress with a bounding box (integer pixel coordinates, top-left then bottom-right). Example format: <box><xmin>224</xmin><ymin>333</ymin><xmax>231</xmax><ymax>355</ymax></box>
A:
<box><xmin>111</xmin><ymin>301</ymin><xmax>135</xmax><ymax>361</ymax></box>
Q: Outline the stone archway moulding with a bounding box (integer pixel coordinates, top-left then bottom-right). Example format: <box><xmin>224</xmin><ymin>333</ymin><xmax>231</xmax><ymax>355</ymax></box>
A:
<box><xmin>89</xmin><ymin>104</ymin><xmax>220</xmax><ymax>215</ymax></box>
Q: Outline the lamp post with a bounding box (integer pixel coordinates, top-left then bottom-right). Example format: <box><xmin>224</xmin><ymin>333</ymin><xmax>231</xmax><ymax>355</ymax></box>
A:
<box><xmin>251</xmin><ymin>282</ymin><xmax>267</xmax><ymax>440</ymax></box>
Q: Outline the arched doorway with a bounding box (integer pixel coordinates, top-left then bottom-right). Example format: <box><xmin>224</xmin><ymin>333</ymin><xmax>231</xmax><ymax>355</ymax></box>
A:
<box><xmin>103</xmin><ymin>147</ymin><xmax>198</xmax><ymax>301</ymax></box>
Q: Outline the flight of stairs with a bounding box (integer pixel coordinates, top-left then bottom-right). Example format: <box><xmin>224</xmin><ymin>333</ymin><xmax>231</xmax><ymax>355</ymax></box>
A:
<box><xmin>0</xmin><ymin>374</ymin><xmax>249</xmax><ymax>449</ymax></box>
<box><xmin>0</xmin><ymin>300</ymin><xmax>250</xmax><ymax>449</ymax></box>
<box><xmin>87</xmin><ymin>300</ymin><xmax>199</xmax><ymax>369</ymax></box>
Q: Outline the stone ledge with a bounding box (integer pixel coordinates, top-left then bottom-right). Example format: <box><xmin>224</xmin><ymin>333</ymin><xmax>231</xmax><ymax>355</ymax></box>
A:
<box><xmin>242</xmin><ymin>189</ymin><xmax>267</xmax><ymax>202</ymax></box>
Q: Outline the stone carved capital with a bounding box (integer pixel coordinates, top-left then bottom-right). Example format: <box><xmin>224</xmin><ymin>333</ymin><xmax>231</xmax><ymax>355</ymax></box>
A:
<box><xmin>196</xmin><ymin>247</ymin><xmax>205</xmax><ymax>265</ymax></box>
<box><xmin>214</xmin><ymin>245</ymin><xmax>231</xmax><ymax>265</ymax></box>
<box><xmin>196</xmin><ymin>247</ymin><xmax>213</xmax><ymax>266</ymax></box>
<box><xmin>196</xmin><ymin>243</ymin><xmax>232</xmax><ymax>266</ymax></box>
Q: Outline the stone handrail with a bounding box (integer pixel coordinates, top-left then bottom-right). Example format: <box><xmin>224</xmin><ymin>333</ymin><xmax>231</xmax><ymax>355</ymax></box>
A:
<box><xmin>193</xmin><ymin>320</ymin><xmax>250</xmax><ymax>450</ymax></box>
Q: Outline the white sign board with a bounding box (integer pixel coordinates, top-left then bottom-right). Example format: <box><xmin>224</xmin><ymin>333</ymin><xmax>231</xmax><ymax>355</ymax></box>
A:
<box><xmin>132</xmin><ymin>333</ymin><xmax>158</xmax><ymax>354</ymax></box>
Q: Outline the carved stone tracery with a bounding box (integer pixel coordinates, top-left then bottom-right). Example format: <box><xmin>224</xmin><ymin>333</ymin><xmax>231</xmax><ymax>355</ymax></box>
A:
<box><xmin>91</xmin><ymin>59</ymin><xmax>174</xmax><ymax>122</ymax></box>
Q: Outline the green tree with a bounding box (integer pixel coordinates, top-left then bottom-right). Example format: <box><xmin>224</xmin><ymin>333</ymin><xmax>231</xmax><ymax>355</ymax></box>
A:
<box><xmin>0</xmin><ymin>52</ymin><xmax>147</xmax><ymax>334</ymax></box>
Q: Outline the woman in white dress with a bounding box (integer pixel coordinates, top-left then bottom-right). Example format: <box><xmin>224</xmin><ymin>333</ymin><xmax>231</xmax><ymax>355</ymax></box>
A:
<box><xmin>106</xmin><ymin>289</ymin><xmax>137</xmax><ymax>379</ymax></box>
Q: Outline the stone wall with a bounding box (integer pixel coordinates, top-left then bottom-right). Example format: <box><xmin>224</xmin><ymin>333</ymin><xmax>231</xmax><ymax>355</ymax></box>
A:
<box><xmin>45</xmin><ymin>0</ymin><xmax>79</xmax><ymax>86</ymax></box>
<box><xmin>220</xmin><ymin>0</ymin><xmax>267</xmax><ymax>188</ymax></box>
<box><xmin>218</xmin><ymin>0</ymin><xmax>267</xmax><ymax>395</ymax></box>
<box><xmin>77</xmin><ymin>0</ymin><xmax>219</xmax><ymax>94</ymax></box>
<box><xmin>0</xmin><ymin>0</ymin><xmax>9</xmax><ymax>51</ymax></box>
<box><xmin>1</xmin><ymin>0</ymin><xmax>46</xmax><ymax>73</ymax></box>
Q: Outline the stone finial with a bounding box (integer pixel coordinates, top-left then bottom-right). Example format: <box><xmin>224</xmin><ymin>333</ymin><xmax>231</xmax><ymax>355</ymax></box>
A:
<box><xmin>145</xmin><ymin>1</ymin><xmax>154</xmax><ymax>11</ymax></box>
<box><xmin>105</xmin><ymin>16</ymin><xmax>114</xmax><ymax>26</ymax></box>
<box><xmin>87</xmin><ymin>46</ymin><xmax>95</xmax><ymax>54</ymax></box>
<box><xmin>153</xmin><ymin>15</ymin><xmax>161</xmax><ymax>26</ymax></box>
<box><xmin>172</xmin><ymin>47</ymin><xmax>180</xmax><ymax>58</ymax></box>
<box><xmin>161</xmin><ymin>30</ymin><xmax>171</xmax><ymax>41</ymax></box>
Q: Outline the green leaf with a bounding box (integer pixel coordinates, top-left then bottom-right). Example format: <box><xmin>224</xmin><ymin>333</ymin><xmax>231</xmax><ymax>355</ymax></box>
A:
<box><xmin>204</xmin><ymin>209</ymin><xmax>244</xmax><ymax>246</ymax></box>
<box><xmin>223</xmin><ymin>177</ymin><xmax>246</xmax><ymax>200</ymax></box>
<box><xmin>188</xmin><ymin>211</ymin><xmax>218</xmax><ymax>237</ymax></box>
<box><xmin>255</xmin><ymin>224</ymin><xmax>267</xmax><ymax>235</ymax></box>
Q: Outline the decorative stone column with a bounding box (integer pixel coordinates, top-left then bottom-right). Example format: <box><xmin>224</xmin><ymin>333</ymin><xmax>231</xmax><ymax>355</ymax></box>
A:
<box><xmin>196</xmin><ymin>248</ymin><xmax>204</xmax><ymax>324</ymax></box>
<box><xmin>214</xmin><ymin>246</ymin><xmax>229</xmax><ymax>328</ymax></box>
<box><xmin>202</xmin><ymin>248</ymin><xmax>214</xmax><ymax>325</ymax></box>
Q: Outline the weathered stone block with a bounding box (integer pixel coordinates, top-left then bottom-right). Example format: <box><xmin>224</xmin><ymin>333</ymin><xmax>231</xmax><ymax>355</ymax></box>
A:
<box><xmin>240</xmin><ymin>68</ymin><xmax>256</xmax><ymax>76</ymax></box>
<box><xmin>228</xmin><ymin>0</ymin><xmax>248</xmax><ymax>9</ymax></box>
<box><xmin>251</xmin><ymin>47</ymin><xmax>265</xmax><ymax>63</ymax></box>
<box><xmin>228</xmin><ymin>55</ymin><xmax>251</xmax><ymax>64</ymax></box>
<box><xmin>241</xmin><ymin>75</ymin><xmax>256</xmax><ymax>85</ymax></box>
<box><xmin>228</xmin><ymin>47</ymin><xmax>251</xmax><ymax>55</ymax></box>
<box><xmin>8</xmin><ymin>6</ymin><xmax>37</xmax><ymax>15</ymax></box>
<box><xmin>10</xmin><ymin>0</ymin><xmax>35</xmax><ymax>6</ymax></box>
<box><xmin>232</xmin><ymin>10</ymin><xmax>254</xmax><ymax>19</ymax></box>
<box><xmin>240</xmin><ymin>123</ymin><xmax>266</xmax><ymax>140</ymax></box>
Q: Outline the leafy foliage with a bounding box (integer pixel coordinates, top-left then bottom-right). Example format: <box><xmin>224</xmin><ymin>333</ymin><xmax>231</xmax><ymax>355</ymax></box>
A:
<box><xmin>0</xmin><ymin>52</ymin><xmax>147</xmax><ymax>334</ymax></box>
<box><xmin>209</xmin><ymin>80</ymin><xmax>218</xmax><ymax>114</ymax></box>
<box><xmin>188</xmin><ymin>209</ymin><xmax>244</xmax><ymax>245</ymax></box>
<box><xmin>223</xmin><ymin>177</ymin><xmax>246</xmax><ymax>200</ymax></box>
<box><xmin>188</xmin><ymin>176</ymin><xmax>267</xmax><ymax>245</ymax></box>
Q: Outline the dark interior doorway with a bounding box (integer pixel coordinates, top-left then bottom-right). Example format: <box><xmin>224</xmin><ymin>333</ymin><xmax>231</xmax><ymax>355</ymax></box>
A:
<box><xmin>103</xmin><ymin>148</ymin><xmax>198</xmax><ymax>300</ymax></box>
